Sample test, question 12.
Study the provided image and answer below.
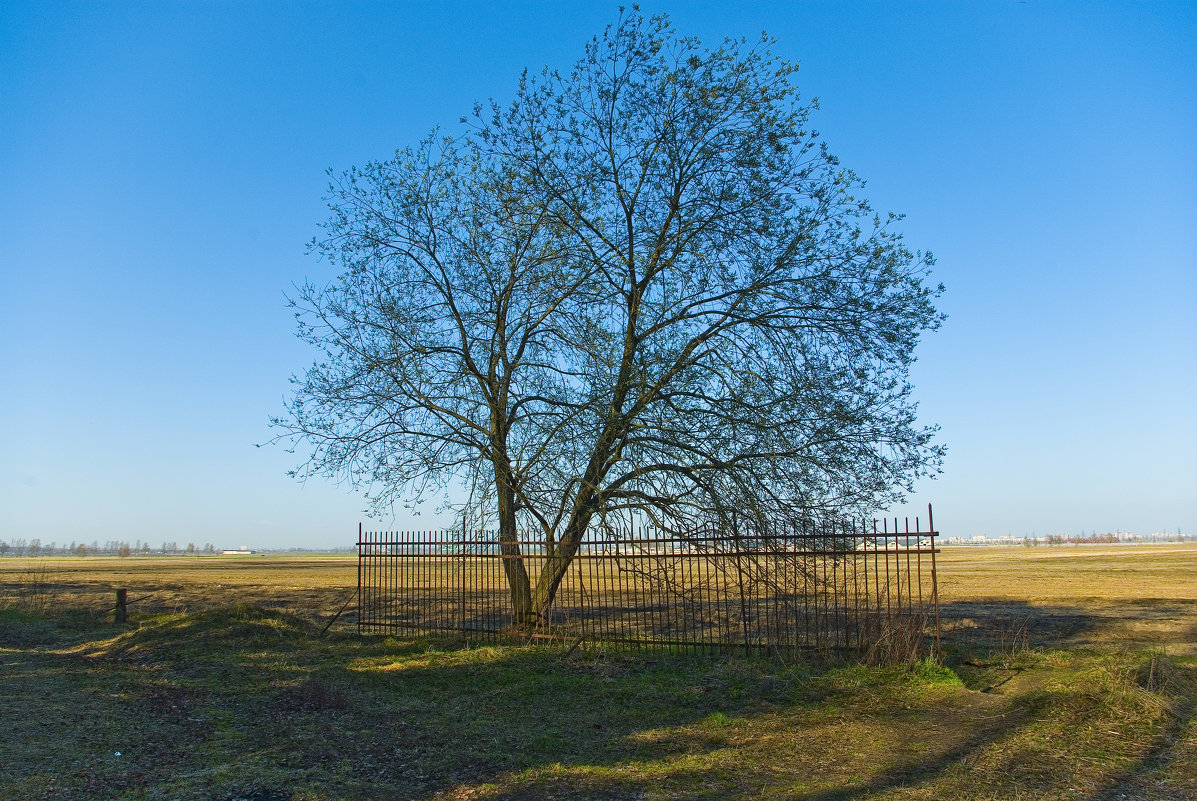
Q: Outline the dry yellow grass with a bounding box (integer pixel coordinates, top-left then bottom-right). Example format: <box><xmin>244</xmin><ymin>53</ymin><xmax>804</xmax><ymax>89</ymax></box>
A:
<box><xmin>936</xmin><ymin>543</ymin><xmax>1197</xmax><ymax>602</ymax></box>
<box><xmin>0</xmin><ymin>554</ymin><xmax>356</xmax><ymax>621</ymax></box>
<box><xmin>933</xmin><ymin>543</ymin><xmax>1197</xmax><ymax>655</ymax></box>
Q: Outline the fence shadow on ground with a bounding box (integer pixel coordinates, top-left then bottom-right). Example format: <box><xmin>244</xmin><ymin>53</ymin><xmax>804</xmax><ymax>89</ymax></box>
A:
<box><xmin>938</xmin><ymin>598</ymin><xmax>1197</xmax><ymax>654</ymax></box>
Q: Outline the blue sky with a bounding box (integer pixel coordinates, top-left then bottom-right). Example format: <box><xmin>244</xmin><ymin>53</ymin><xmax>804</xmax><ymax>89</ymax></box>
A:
<box><xmin>2</xmin><ymin>1</ymin><xmax>1193</xmax><ymax>549</ymax></box>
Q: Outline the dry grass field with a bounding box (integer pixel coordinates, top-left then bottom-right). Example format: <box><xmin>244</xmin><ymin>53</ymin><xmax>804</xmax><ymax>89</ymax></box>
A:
<box><xmin>4</xmin><ymin>543</ymin><xmax>1193</xmax><ymax>653</ymax></box>
<box><xmin>1</xmin><ymin>543</ymin><xmax>1194</xmax><ymax>800</ymax></box>
<box><xmin>0</xmin><ymin>554</ymin><xmax>357</xmax><ymax>621</ymax></box>
<box><xmin>935</xmin><ymin>544</ymin><xmax>1197</xmax><ymax>656</ymax></box>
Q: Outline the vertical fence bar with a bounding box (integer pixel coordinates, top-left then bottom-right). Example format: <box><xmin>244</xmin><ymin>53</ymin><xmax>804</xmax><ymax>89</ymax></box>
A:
<box><xmin>368</xmin><ymin>528</ymin><xmax>374</xmax><ymax>634</ymax></box>
<box><xmin>855</xmin><ymin>518</ymin><xmax>866</xmax><ymax>653</ymax></box>
<box><xmin>903</xmin><ymin>518</ymin><xmax>910</xmax><ymax>649</ymax></box>
<box><xmin>646</xmin><ymin>527</ymin><xmax>659</xmax><ymax>647</ymax></box>
<box><xmin>375</xmin><ymin>530</ymin><xmax>380</xmax><ymax>634</ymax></box>
<box><xmin>356</xmin><ymin>524</ymin><xmax>362</xmax><ymax>634</ymax></box>
<box><xmin>381</xmin><ymin>529</ymin><xmax>386</xmax><ymax>634</ymax></box>
<box><xmin>891</xmin><ymin>518</ymin><xmax>899</xmax><ymax>630</ymax></box>
<box><xmin>376</xmin><ymin>529</ymin><xmax>382</xmax><ymax>634</ymax></box>
<box><xmin>732</xmin><ymin>513</ymin><xmax>750</xmax><ymax>657</ymax></box>
<box><xmin>589</xmin><ymin>532</ymin><xmax>601</xmax><ymax>645</ymax></box>
<box><xmin>871</xmin><ymin>518</ymin><xmax>880</xmax><ymax>649</ymax></box>
<box><xmin>801</xmin><ymin>517</ymin><xmax>810</xmax><ymax>650</ymax></box>
<box><xmin>916</xmin><ymin>514</ymin><xmax>924</xmax><ymax>637</ymax></box>
<box><xmin>385</xmin><ymin>529</ymin><xmax>390</xmax><ymax>635</ymax></box>
<box><xmin>391</xmin><ymin>530</ymin><xmax>397</xmax><ymax>635</ymax></box>
<box><xmin>459</xmin><ymin>521</ymin><xmax>466</xmax><ymax>637</ymax></box>
<box><xmin>377</xmin><ymin>529</ymin><xmax>383</xmax><ymax>634</ymax></box>
<box><xmin>929</xmin><ymin>503</ymin><xmax>940</xmax><ymax>660</ymax></box>
<box><xmin>813</xmin><ymin>519</ymin><xmax>823</xmax><ymax>651</ymax></box>
<box><xmin>832</xmin><ymin>518</ymin><xmax>842</xmax><ymax>650</ymax></box>
<box><xmin>830</xmin><ymin>519</ymin><xmax>837</xmax><ymax>649</ymax></box>
<box><xmin>849</xmin><ymin>518</ymin><xmax>858</xmax><ymax>653</ymax></box>
<box><xmin>377</xmin><ymin>529</ymin><xmax>382</xmax><ymax>634</ymax></box>
<box><xmin>885</xmin><ymin>517</ymin><xmax>893</xmax><ymax>632</ymax></box>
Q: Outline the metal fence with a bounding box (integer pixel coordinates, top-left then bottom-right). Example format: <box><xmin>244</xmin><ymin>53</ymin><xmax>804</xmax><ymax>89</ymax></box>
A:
<box><xmin>358</xmin><ymin>507</ymin><xmax>939</xmax><ymax>657</ymax></box>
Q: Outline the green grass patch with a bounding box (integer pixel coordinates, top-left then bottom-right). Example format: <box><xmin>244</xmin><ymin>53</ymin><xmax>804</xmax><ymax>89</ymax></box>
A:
<box><xmin>1</xmin><ymin>604</ymin><xmax>1194</xmax><ymax>800</ymax></box>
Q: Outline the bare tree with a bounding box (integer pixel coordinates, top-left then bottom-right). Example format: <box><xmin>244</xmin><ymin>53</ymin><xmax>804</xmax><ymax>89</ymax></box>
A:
<box><xmin>276</xmin><ymin>11</ymin><xmax>944</xmax><ymax>626</ymax></box>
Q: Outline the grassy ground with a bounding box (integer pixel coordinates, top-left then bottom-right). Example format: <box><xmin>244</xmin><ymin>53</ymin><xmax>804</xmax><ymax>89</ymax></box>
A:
<box><xmin>1</xmin><ymin>545</ymin><xmax>1194</xmax><ymax>800</ymax></box>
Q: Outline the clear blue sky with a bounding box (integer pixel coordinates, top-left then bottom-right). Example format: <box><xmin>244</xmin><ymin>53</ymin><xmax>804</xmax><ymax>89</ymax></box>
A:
<box><xmin>2</xmin><ymin>1</ymin><xmax>1193</xmax><ymax>549</ymax></box>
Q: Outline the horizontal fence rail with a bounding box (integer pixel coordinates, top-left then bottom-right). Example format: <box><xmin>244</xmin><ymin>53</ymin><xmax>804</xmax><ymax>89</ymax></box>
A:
<box><xmin>358</xmin><ymin>508</ymin><xmax>939</xmax><ymax>657</ymax></box>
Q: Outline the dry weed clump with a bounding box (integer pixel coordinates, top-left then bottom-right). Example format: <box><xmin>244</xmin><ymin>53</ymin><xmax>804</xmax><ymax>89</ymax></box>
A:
<box><xmin>1135</xmin><ymin>650</ymin><xmax>1188</xmax><ymax>696</ymax></box>
<box><xmin>861</xmin><ymin>612</ymin><xmax>933</xmax><ymax>667</ymax></box>
<box><xmin>0</xmin><ymin>561</ymin><xmax>60</xmax><ymax>615</ymax></box>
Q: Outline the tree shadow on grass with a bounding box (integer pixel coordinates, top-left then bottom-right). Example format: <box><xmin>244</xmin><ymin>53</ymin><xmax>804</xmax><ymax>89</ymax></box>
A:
<box><xmin>424</xmin><ymin>684</ymin><xmax>1030</xmax><ymax>801</ymax></box>
<box><xmin>938</xmin><ymin>598</ymin><xmax>1197</xmax><ymax>654</ymax></box>
<box><xmin>0</xmin><ymin>635</ymin><xmax>209</xmax><ymax>799</ymax></box>
<box><xmin>7</xmin><ymin>605</ymin><xmax>1195</xmax><ymax>801</ymax></box>
<box><xmin>326</xmin><ymin>637</ymin><xmax>1027</xmax><ymax>801</ymax></box>
<box><xmin>321</xmin><ymin>640</ymin><xmax>758</xmax><ymax>797</ymax></box>
<box><xmin>0</xmin><ymin>608</ymin><xmax>1054</xmax><ymax>801</ymax></box>
<box><xmin>1091</xmin><ymin>661</ymin><xmax>1197</xmax><ymax>801</ymax></box>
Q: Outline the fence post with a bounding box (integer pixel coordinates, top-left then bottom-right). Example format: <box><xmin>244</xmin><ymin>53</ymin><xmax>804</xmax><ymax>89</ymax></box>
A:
<box><xmin>460</xmin><ymin>518</ymin><xmax>467</xmax><ymax>636</ymax></box>
<box><xmin>114</xmin><ymin>588</ymin><xmax>127</xmax><ymax>623</ymax></box>
<box><xmin>356</xmin><ymin>523</ymin><xmax>362</xmax><ymax>634</ymax></box>
<box><xmin>928</xmin><ymin>503</ymin><xmax>940</xmax><ymax>660</ymax></box>
<box><xmin>731</xmin><ymin>510</ymin><xmax>752</xmax><ymax>657</ymax></box>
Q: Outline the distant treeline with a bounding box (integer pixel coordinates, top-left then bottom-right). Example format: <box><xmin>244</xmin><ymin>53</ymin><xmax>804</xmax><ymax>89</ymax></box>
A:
<box><xmin>1037</xmin><ymin>533</ymin><xmax>1123</xmax><ymax>545</ymax></box>
<box><xmin>1033</xmin><ymin>533</ymin><xmax>1191</xmax><ymax>545</ymax></box>
<box><xmin>0</xmin><ymin>539</ymin><xmax>218</xmax><ymax>557</ymax></box>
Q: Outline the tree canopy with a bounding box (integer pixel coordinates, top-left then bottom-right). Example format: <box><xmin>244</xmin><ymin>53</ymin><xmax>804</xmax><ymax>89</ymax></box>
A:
<box><xmin>275</xmin><ymin>11</ymin><xmax>944</xmax><ymax>624</ymax></box>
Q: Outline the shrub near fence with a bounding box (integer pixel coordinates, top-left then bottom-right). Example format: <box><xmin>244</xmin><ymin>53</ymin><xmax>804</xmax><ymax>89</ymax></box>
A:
<box><xmin>358</xmin><ymin>508</ymin><xmax>939</xmax><ymax>658</ymax></box>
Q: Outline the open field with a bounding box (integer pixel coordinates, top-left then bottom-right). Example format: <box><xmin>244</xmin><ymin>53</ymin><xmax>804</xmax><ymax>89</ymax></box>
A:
<box><xmin>0</xmin><ymin>554</ymin><xmax>358</xmax><ymax>621</ymax></box>
<box><xmin>935</xmin><ymin>544</ymin><xmax>1197</xmax><ymax>656</ymax></box>
<box><xmin>4</xmin><ymin>543</ymin><xmax>1194</xmax><ymax>653</ymax></box>
<box><xmin>1</xmin><ymin>544</ymin><xmax>1195</xmax><ymax>799</ymax></box>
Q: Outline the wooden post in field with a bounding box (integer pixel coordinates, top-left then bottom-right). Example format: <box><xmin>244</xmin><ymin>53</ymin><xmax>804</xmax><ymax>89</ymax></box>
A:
<box><xmin>114</xmin><ymin>589</ymin><xmax>128</xmax><ymax>623</ymax></box>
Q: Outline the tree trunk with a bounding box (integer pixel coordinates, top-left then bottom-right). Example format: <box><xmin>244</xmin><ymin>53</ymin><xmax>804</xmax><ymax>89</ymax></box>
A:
<box><xmin>529</xmin><ymin>493</ymin><xmax>603</xmax><ymax>624</ymax></box>
<box><xmin>525</xmin><ymin>351</ymin><xmax>634</xmax><ymax>624</ymax></box>
<box><xmin>493</xmin><ymin>453</ymin><xmax>533</xmax><ymax>627</ymax></box>
<box><xmin>503</xmin><ymin>540</ymin><xmax>533</xmax><ymax>627</ymax></box>
<box><xmin>530</xmin><ymin>524</ymin><xmax>586</xmax><ymax>623</ymax></box>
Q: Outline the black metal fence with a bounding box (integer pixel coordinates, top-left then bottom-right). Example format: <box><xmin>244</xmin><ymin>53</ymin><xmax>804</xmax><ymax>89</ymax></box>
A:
<box><xmin>358</xmin><ymin>508</ymin><xmax>939</xmax><ymax>657</ymax></box>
